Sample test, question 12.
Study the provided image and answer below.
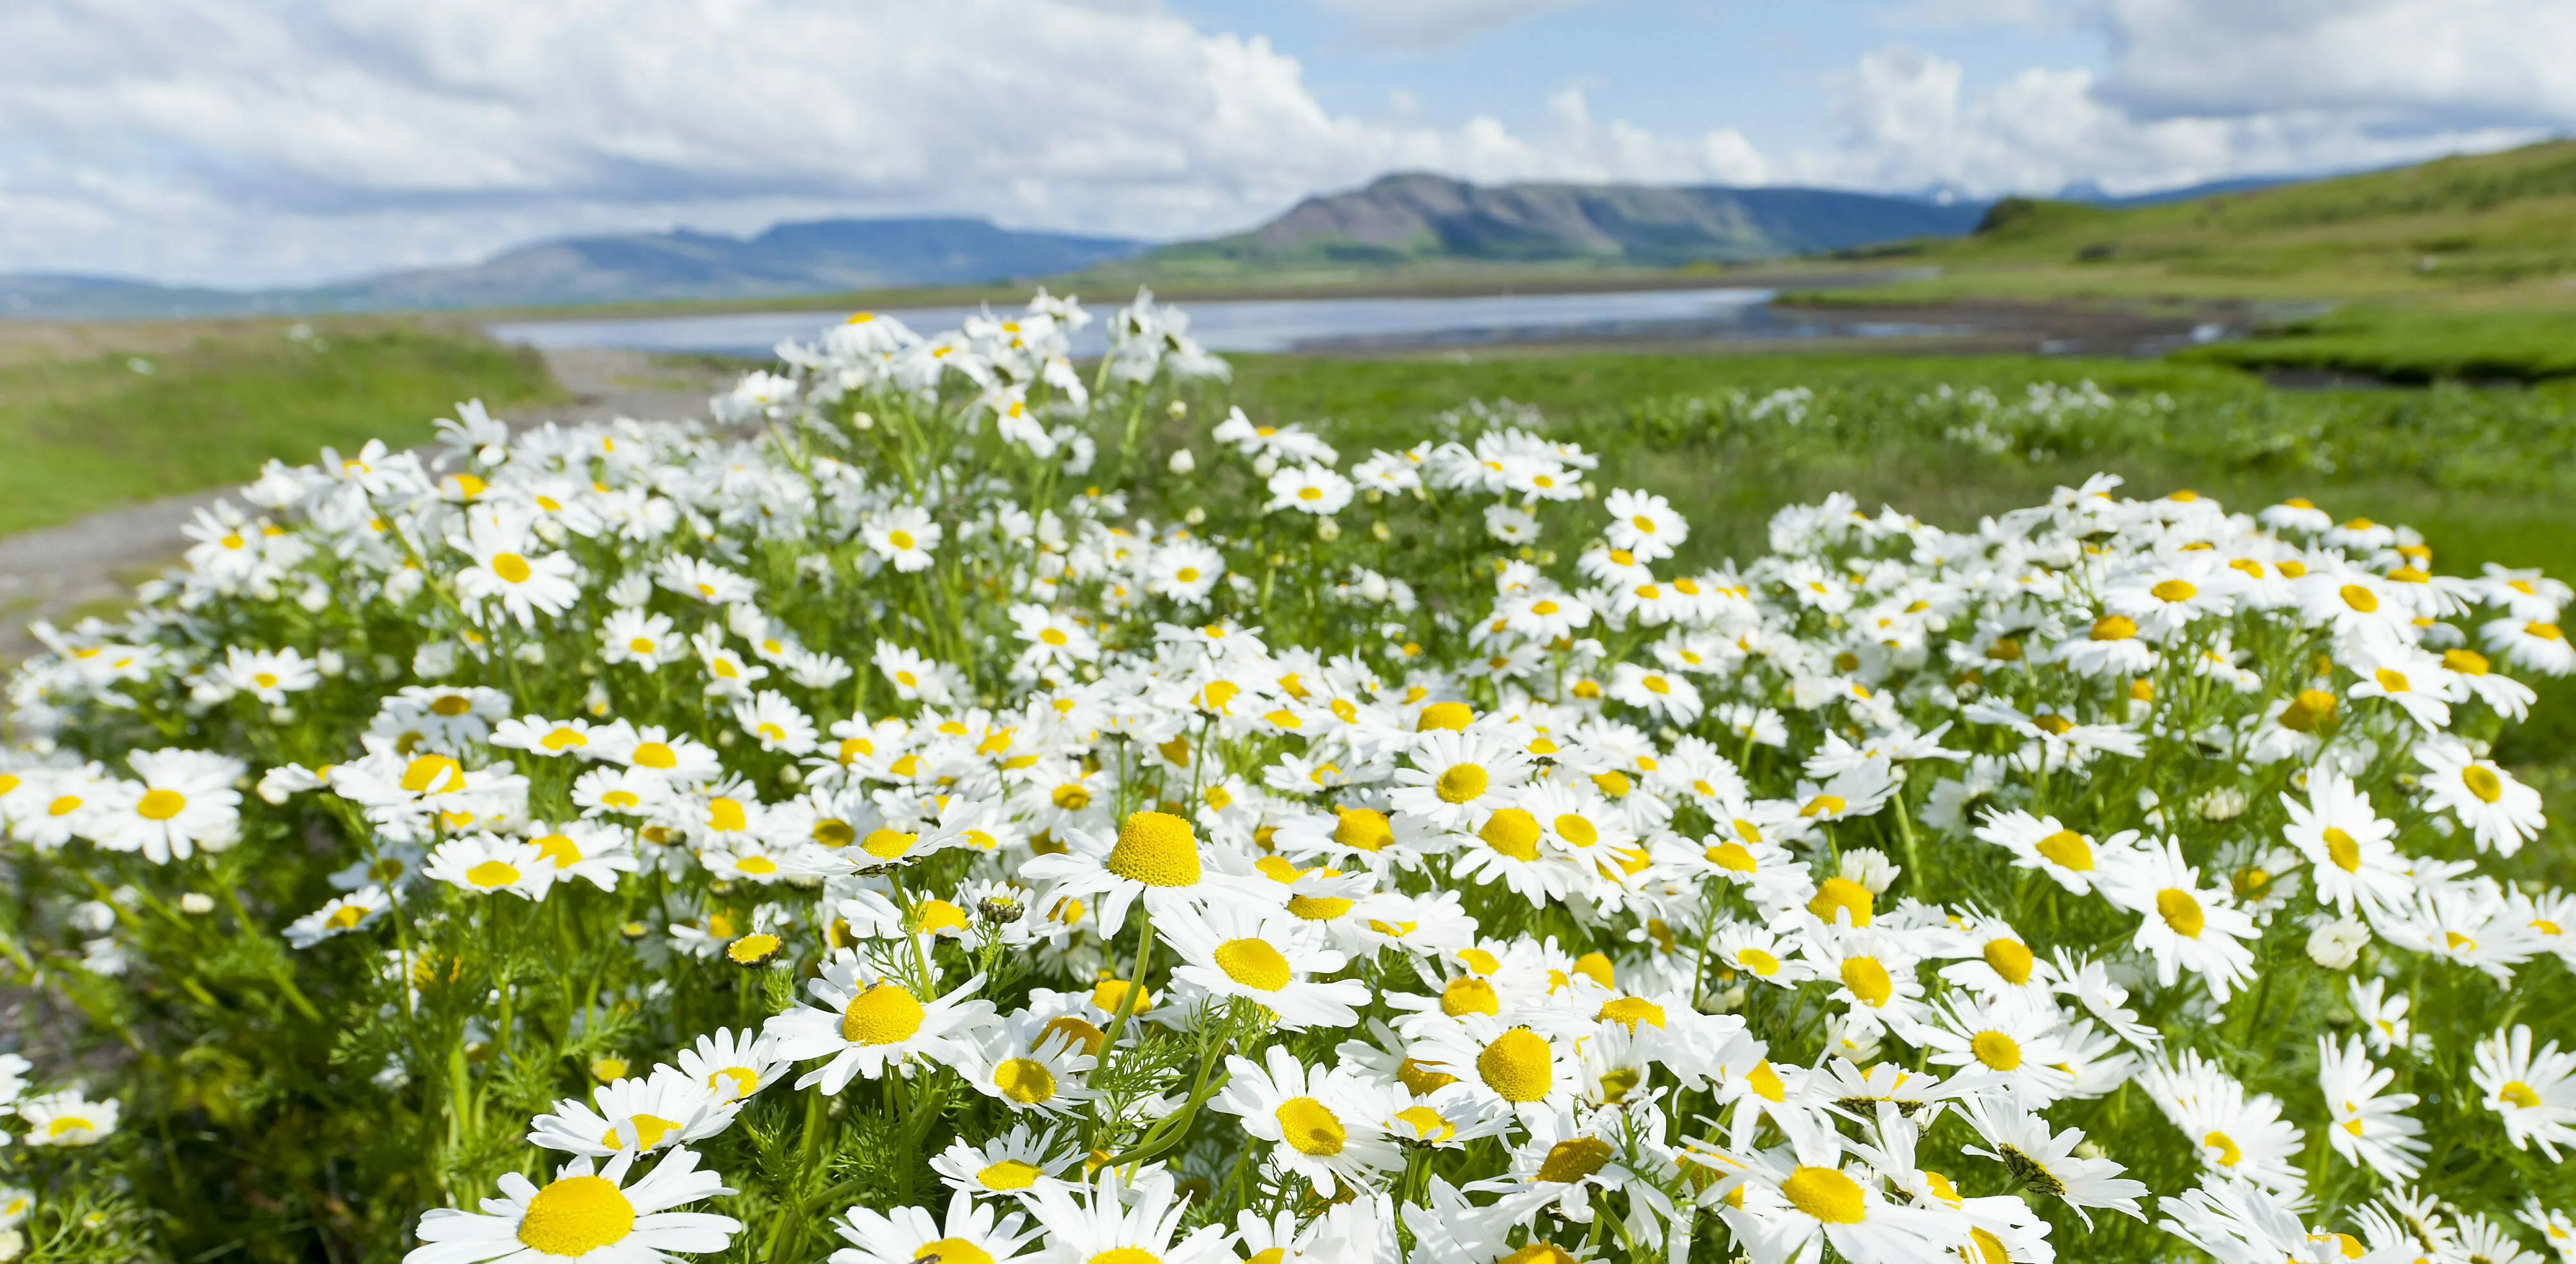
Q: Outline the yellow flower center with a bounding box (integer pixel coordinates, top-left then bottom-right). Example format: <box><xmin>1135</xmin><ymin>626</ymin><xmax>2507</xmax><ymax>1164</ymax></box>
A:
<box><xmin>1105</xmin><ymin>811</ymin><xmax>1201</xmax><ymax>886</ymax></box>
<box><xmin>2499</xmin><ymin>1081</ymin><xmax>2541</xmax><ymax>1109</ymax></box>
<box><xmin>2151</xmin><ymin>578</ymin><xmax>2197</xmax><ymax>603</ymax></box>
<box><xmin>1478</xmin><ymin>1028</ymin><xmax>1553</xmax><ymax>1102</ymax></box>
<box><xmin>1971</xmin><ymin>1031</ymin><xmax>2021</xmax><ymax>1070</ymax></box>
<box><xmin>2090</xmin><ymin>615</ymin><xmax>2137</xmax><ymax>641</ymax></box>
<box><xmin>1983</xmin><ymin>938</ymin><xmax>2033</xmax><ymax>984</ymax></box>
<box><xmin>2204</xmin><ymin>1130</ymin><xmax>2242</xmax><ymax>1167</ymax></box>
<box><xmin>916</xmin><ymin>1239</ymin><xmax>992</xmax><ymax>1264</ymax></box>
<box><xmin>862</xmin><ymin>828</ymin><xmax>919</xmax><ymax>859</ymax></box>
<box><xmin>707</xmin><ymin>797</ymin><xmax>748</xmax><ymax>833</ymax></box>
<box><xmin>135</xmin><ymin>788</ymin><xmax>186</xmax><ymax>820</ymax></box>
<box><xmin>1808</xmin><ymin>877</ymin><xmax>1874</xmax><ymax>926</ymax></box>
<box><xmin>401</xmin><ymin>754</ymin><xmax>465</xmax><ymax>794</ymax></box>
<box><xmin>993</xmin><ymin>1058</ymin><xmax>1057</xmax><ymax>1104</ymax></box>
<box><xmin>841</xmin><ymin>983</ymin><xmax>926</xmax><ymax>1045</ymax></box>
<box><xmin>1737</xmin><ymin>947</ymin><xmax>1781</xmax><ymax>976</ymax></box>
<box><xmin>1536</xmin><ymin>1137</ymin><xmax>1614</xmax><ymax>1183</ymax></box>
<box><xmin>1213</xmin><ymin>938</ymin><xmax>1292</xmax><ymax>992</ymax></box>
<box><xmin>1480</xmin><ymin>808</ymin><xmax>1542</xmax><ymax>860</ymax></box>
<box><xmin>1501</xmin><ymin>1245</ymin><xmax>1577</xmax><ymax>1264</ymax></box>
<box><xmin>2339</xmin><ymin>584</ymin><xmax>2378</xmax><ymax>613</ymax></box>
<box><xmin>1287</xmin><ymin>894</ymin><xmax>1354</xmax><ymax>921</ymax></box>
<box><xmin>2157</xmin><ymin>888</ymin><xmax>2205</xmax><ymax>938</ymax></box>
<box><xmin>2034</xmin><ymin>829</ymin><xmax>2095</xmax><ymax>871</ymax></box>
<box><xmin>1443</xmin><ymin>975</ymin><xmax>1500</xmax><ymax>1017</ymax></box>
<box><xmin>630</xmin><ymin>742</ymin><xmax>678</xmax><ymax>769</ymax></box>
<box><xmin>978</xmin><ymin>1160</ymin><xmax>1042</xmax><ymax>1190</ymax></box>
<box><xmin>2461</xmin><ymin>765</ymin><xmax>2503</xmax><ymax>804</ymax></box>
<box><xmin>710</xmin><ymin>1067</ymin><xmax>758</xmax><ymax>1098</ymax></box>
<box><xmin>1707</xmin><ymin>841</ymin><xmax>1757</xmax><ymax>872</ymax></box>
<box><xmin>1435</xmin><ymin>763</ymin><xmax>1490</xmax><ymax>803</ymax></box>
<box><xmin>1840</xmin><ymin>956</ymin><xmax>1893</xmax><ymax>1007</ymax></box>
<box><xmin>1274</xmin><ymin>1096</ymin><xmax>1346</xmax><ymax>1156</ymax></box>
<box><xmin>1554</xmin><ymin>813</ymin><xmax>1598</xmax><ymax>848</ymax></box>
<box><xmin>1598</xmin><ymin>997</ymin><xmax>1665</xmax><ymax>1031</ymax></box>
<box><xmin>491</xmin><ymin>553</ymin><xmax>533</xmax><ymax>583</ymax></box>
<box><xmin>1781</xmin><ymin>1165</ymin><xmax>1866</xmax><ymax>1224</ymax></box>
<box><xmin>515</xmin><ymin>1175</ymin><xmax>637</xmax><ymax>1256</ymax></box>
<box><xmin>1041</xmin><ymin>1016</ymin><xmax>1107</xmax><ymax>1058</ymax></box>
<box><xmin>1332</xmin><ymin>808</ymin><xmax>1393</xmax><ymax>851</ymax></box>
<box><xmin>465</xmin><ymin>860</ymin><xmax>519</xmax><ymax>888</ymax></box>
<box><xmin>2323</xmin><ymin>827</ymin><xmax>2362</xmax><ymax>872</ymax></box>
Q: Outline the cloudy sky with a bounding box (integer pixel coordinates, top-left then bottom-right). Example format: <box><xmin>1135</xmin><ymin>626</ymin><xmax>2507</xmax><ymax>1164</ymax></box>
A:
<box><xmin>2</xmin><ymin>0</ymin><xmax>2563</xmax><ymax>288</ymax></box>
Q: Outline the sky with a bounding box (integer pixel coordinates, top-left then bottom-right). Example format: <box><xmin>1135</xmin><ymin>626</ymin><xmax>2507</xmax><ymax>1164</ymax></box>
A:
<box><xmin>1</xmin><ymin>0</ymin><xmax>2566</xmax><ymax>288</ymax></box>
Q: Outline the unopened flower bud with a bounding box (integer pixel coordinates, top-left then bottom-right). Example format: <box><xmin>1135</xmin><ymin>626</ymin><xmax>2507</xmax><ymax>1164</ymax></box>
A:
<box><xmin>1167</xmin><ymin>447</ymin><xmax>1196</xmax><ymax>476</ymax></box>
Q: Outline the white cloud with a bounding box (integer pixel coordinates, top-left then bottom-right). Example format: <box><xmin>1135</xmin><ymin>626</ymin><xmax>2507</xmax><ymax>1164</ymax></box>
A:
<box><xmin>1304</xmin><ymin>0</ymin><xmax>1598</xmax><ymax>51</ymax></box>
<box><xmin>1789</xmin><ymin>43</ymin><xmax>2548</xmax><ymax>199</ymax></box>
<box><xmin>0</xmin><ymin>0</ymin><xmax>1759</xmax><ymax>286</ymax></box>
<box><xmin>2095</xmin><ymin>0</ymin><xmax>2576</xmax><ymax>128</ymax></box>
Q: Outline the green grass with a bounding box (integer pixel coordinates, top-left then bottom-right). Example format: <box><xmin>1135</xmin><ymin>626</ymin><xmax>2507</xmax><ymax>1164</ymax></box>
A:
<box><xmin>2177</xmin><ymin>306</ymin><xmax>2576</xmax><ymax>381</ymax></box>
<box><xmin>0</xmin><ymin>324</ymin><xmax>558</xmax><ymax>535</ymax></box>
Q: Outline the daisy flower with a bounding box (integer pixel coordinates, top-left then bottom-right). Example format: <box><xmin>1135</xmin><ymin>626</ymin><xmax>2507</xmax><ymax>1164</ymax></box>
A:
<box><xmin>424</xmin><ymin>834</ymin><xmax>560</xmax><ymax>901</ymax></box>
<box><xmin>493</xmin><ymin>717</ymin><xmax>603</xmax><ymax>760</ymax></box>
<box><xmin>1406</xmin><ymin>1017</ymin><xmax>1582</xmax><ymax>1124</ymax></box>
<box><xmin>957</xmin><ymin>1011</ymin><xmax>1099</xmax><ymax>1117</ymax></box>
<box><xmin>217</xmin><ymin>645</ymin><xmax>321</xmax><ymax>704</ymax></box>
<box><xmin>764</xmin><ymin>956</ymin><xmax>995</xmax><ymax>1094</ymax></box>
<box><xmin>1916</xmin><ymin>992</ymin><xmax>2078</xmax><ymax>1105</ymax></box>
<box><xmin>453</xmin><ymin>511</ymin><xmax>582</xmax><ymax>628</ymax></box>
<box><xmin>1712</xmin><ymin>1131</ymin><xmax>1952</xmax><ymax>1264</ymax></box>
<box><xmin>1146</xmin><ymin>540</ymin><xmax>1224</xmax><ymax>606</ymax></box>
<box><xmin>2484</xmin><ymin>616</ymin><xmax>2573</xmax><ymax>676</ymax></box>
<box><xmin>1603</xmin><ymin>489</ymin><xmax>1686</xmax><ymax>563</ymax></box>
<box><xmin>1265</xmin><ymin>464</ymin><xmax>1353</xmax><ymax>515</ymax></box>
<box><xmin>1605</xmin><ymin>662</ymin><xmax>1702</xmax><ymax>725</ymax></box>
<box><xmin>15</xmin><ymin>1090</ymin><xmax>119</xmax><ymax>1147</ymax></box>
<box><xmin>528</xmin><ymin>820</ymin><xmax>640</xmax><ymax>892</ymax></box>
<box><xmin>601</xmin><ymin>610</ymin><xmax>685</xmax><ymax>670</ymax></box>
<box><xmin>2416</xmin><ymin>736</ymin><xmax>2547</xmax><ymax>856</ymax></box>
<box><xmin>657</xmin><ymin>556</ymin><xmax>755</xmax><ymax>605</ymax></box>
<box><xmin>2098</xmin><ymin>837</ymin><xmax>2259</xmax><ymax>1000</ymax></box>
<box><xmin>831</xmin><ymin>1190</ymin><xmax>1034</xmax><ymax>1264</ymax></box>
<box><xmin>92</xmin><ymin>748</ymin><xmax>245</xmax><ymax>863</ymax></box>
<box><xmin>865</xmin><ymin>505</ymin><xmax>942</xmax><ymax>574</ymax></box>
<box><xmin>1021</xmin><ymin>810</ymin><xmax>1239</xmax><ymax>936</ymax></box>
<box><xmin>405</xmin><ymin>1148</ymin><xmax>737</xmax><ymax>1264</ymax></box>
<box><xmin>285</xmin><ymin>885</ymin><xmax>394</xmax><ymax>949</ymax></box>
<box><xmin>2279</xmin><ymin>765</ymin><xmax>2411</xmax><ymax>919</ymax></box>
<box><xmin>1023</xmin><ymin>1168</ymin><xmax>1232</xmax><ymax>1264</ymax></box>
<box><xmin>2473</xmin><ymin>1024</ymin><xmax>2576</xmax><ymax>1160</ymax></box>
<box><xmin>1389</xmin><ymin>729</ymin><xmax>1530</xmax><ymax>831</ymax></box>
<box><xmin>2139</xmin><ymin>1051</ymin><xmax>2307</xmax><ymax>1195</ymax></box>
<box><xmin>2318</xmin><ymin>1035</ymin><xmax>2427</xmax><ymax>1183</ymax></box>
<box><xmin>929</xmin><ymin>1126</ymin><xmax>1082</xmax><ymax>1203</ymax></box>
<box><xmin>1158</xmin><ymin>901</ymin><xmax>1369</xmax><ymax>1031</ymax></box>
<box><xmin>1210</xmin><ymin>1046</ymin><xmax>1403</xmax><ymax>1196</ymax></box>
<box><xmin>673</xmin><ymin>1029</ymin><xmax>789</xmax><ymax>1104</ymax></box>
<box><xmin>528</xmin><ymin>1069</ymin><xmax>736</xmax><ymax>1158</ymax></box>
<box><xmin>1957</xmin><ymin>1095</ymin><xmax>2148</xmax><ymax>1227</ymax></box>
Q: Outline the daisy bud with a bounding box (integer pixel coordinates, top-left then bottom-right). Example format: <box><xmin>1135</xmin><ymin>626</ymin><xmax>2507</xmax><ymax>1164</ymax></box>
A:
<box><xmin>2306</xmin><ymin>919</ymin><xmax>2369</xmax><ymax>970</ymax></box>
<box><xmin>1167</xmin><ymin>400</ymin><xmax>1188</xmax><ymax>420</ymax></box>
<box><xmin>1167</xmin><ymin>447</ymin><xmax>1196</xmax><ymax>476</ymax></box>
<box><xmin>180</xmin><ymin>894</ymin><xmax>215</xmax><ymax>915</ymax></box>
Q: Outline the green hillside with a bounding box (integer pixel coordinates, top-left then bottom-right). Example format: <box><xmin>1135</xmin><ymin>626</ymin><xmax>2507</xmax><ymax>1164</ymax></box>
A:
<box><xmin>1805</xmin><ymin>138</ymin><xmax>2576</xmax><ymax>306</ymax></box>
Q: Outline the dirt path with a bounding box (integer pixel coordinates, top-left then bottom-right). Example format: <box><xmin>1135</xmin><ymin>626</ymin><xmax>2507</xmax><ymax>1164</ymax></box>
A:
<box><xmin>0</xmin><ymin>347</ymin><xmax>736</xmax><ymax>664</ymax></box>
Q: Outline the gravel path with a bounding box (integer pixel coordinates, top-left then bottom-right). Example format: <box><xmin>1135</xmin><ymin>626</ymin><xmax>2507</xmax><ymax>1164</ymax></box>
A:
<box><xmin>0</xmin><ymin>347</ymin><xmax>736</xmax><ymax>664</ymax></box>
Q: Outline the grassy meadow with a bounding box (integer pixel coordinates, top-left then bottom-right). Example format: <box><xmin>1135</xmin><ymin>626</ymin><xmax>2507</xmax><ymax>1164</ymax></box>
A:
<box><xmin>0</xmin><ymin>320</ymin><xmax>556</xmax><ymax>536</ymax></box>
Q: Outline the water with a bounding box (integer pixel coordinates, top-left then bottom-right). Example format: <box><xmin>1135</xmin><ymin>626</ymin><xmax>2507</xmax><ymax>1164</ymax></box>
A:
<box><xmin>486</xmin><ymin>286</ymin><xmax>1969</xmax><ymax>359</ymax></box>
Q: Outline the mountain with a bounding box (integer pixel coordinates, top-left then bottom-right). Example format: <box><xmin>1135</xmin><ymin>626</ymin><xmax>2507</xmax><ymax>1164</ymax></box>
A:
<box><xmin>2057</xmin><ymin>174</ymin><xmax>2309</xmax><ymax>208</ymax></box>
<box><xmin>1120</xmin><ymin>172</ymin><xmax>1989</xmax><ymax>277</ymax></box>
<box><xmin>1</xmin><ymin>217</ymin><xmax>1153</xmax><ymax>319</ymax></box>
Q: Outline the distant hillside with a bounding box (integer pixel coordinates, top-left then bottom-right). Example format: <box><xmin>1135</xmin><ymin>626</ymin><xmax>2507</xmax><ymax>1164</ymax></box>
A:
<box><xmin>1</xmin><ymin>218</ymin><xmax>1151</xmax><ymax>319</ymax></box>
<box><xmin>1803</xmin><ymin>138</ymin><xmax>2576</xmax><ymax>304</ymax></box>
<box><xmin>1112</xmin><ymin>173</ymin><xmax>1987</xmax><ymax>279</ymax></box>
